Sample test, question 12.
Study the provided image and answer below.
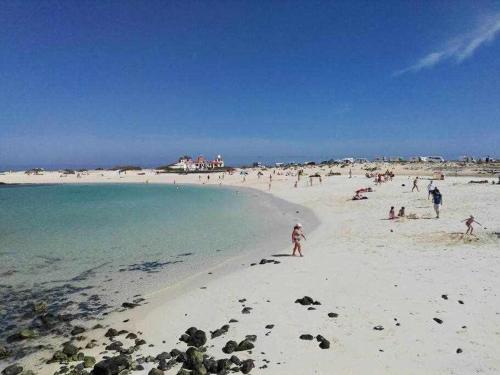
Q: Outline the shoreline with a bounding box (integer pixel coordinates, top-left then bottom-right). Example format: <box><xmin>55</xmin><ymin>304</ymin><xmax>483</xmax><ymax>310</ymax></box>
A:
<box><xmin>1</xmin><ymin>168</ymin><xmax>500</xmax><ymax>374</ymax></box>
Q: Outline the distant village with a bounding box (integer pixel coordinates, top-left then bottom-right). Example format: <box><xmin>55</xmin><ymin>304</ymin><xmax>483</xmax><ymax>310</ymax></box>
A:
<box><xmin>167</xmin><ymin>155</ymin><xmax>225</xmax><ymax>172</ymax></box>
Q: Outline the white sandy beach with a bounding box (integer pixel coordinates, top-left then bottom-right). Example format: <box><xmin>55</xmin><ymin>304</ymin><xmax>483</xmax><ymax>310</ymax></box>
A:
<box><xmin>2</xmin><ymin>165</ymin><xmax>500</xmax><ymax>375</ymax></box>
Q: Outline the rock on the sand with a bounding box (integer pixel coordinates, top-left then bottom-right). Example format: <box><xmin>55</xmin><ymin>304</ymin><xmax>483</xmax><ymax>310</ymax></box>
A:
<box><xmin>299</xmin><ymin>334</ymin><xmax>314</xmax><ymax>340</ymax></box>
<box><xmin>1</xmin><ymin>364</ymin><xmax>23</xmax><ymax>375</ymax></box>
<box><xmin>93</xmin><ymin>355</ymin><xmax>132</xmax><ymax>375</ymax></box>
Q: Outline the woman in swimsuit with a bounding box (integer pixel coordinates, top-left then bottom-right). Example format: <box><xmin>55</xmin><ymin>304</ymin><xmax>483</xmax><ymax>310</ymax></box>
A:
<box><xmin>292</xmin><ymin>223</ymin><xmax>306</xmax><ymax>257</ymax></box>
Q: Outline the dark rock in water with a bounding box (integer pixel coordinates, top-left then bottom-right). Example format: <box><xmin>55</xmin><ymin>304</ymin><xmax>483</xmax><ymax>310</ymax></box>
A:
<box><xmin>105</xmin><ymin>341</ymin><xmax>123</xmax><ymax>351</ymax></box>
<box><xmin>265</xmin><ymin>324</ymin><xmax>274</xmax><ymax>329</ymax></box>
<box><xmin>230</xmin><ymin>355</ymin><xmax>241</xmax><ymax>366</ymax></box>
<box><xmin>229</xmin><ymin>319</ymin><xmax>238</xmax><ymax>323</ymax></box>
<box><xmin>134</xmin><ymin>339</ymin><xmax>146</xmax><ymax>346</ymax></box>
<box><xmin>373</xmin><ymin>326</ymin><xmax>384</xmax><ymax>331</ymax></box>
<box><xmin>299</xmin><ymin>334</ymin><xmax>314</xmax><ymax>340</ymax></box>
<box><xmin>328</xmin><ymin>312</ymin><xmax>339</xmax><ymax>318</ymax></box>
<box><xmin>235</xmin><ymin>340</ymin><xmax>254</xmax><ymax>351</ymax></box>
<box><xmin>125</xmin><ymin>333</ymin><xmax>137</xmax><ymax>340</ymax></box>
<box><xmin>40</xmin><ymin>313</ymin><xmax>60</xmax><ymax>329</ymax></box>
<box><xmin>32</xmin><ymin>301</ymin><xmax>48</xmax><ymax>314</ymax></box>
<box><xmin>0</xmin><ymin>345</ymin><xmax>11</xmax><ymax>359</ymax></box>
<box><xmin>307</xmin><ymin>307</ymin><xmax>316</xmax><ymax>310</ymax></box>
<box><xmin>105</xmin><ymin>328</ymin><xmax>118</xmax><ymax>338</ymax></box>
<box><xmin>121</xmin><ymin>302</ymin><xmax>140</xmax><ymax>309</ymax></box>
<box><xmin>93</xmin><ymin>355</ymin><xmax>132</xmax><ymax>375</ymax></box>
<box><xmin>148</xmin><ymin>369</ymin><xmax>164</xmax><ymax>375</ymax></box>
<box><xmin>316</xmin><ymin>335</ymin><xmax>330</xmax><ymax>349</ymax></box>
<box><xmin>156</xmin><ymin>352</ymin><xmax>171</xmax><ymax>361</ymax></box>
<box><xmin>238</xmin><ymin>298</ymin><xmax>247</xmax><ymax>303</ymax></box>
<box><xmin>433</xmin><ymin>318</ymin><xmax>443</xmax><ymax>324</ymax></box>
<box><xmin>62</xmin><ymin>343</ymin><xmax>79</xmax><ymax>356</ymax></box>
<box><xmin>222</xmin><ymin>340</ymin><xmax>238</xmax><ymax>354</ymax></box>
<box><xmin>456</xmin><ymin>348</ymin><xmax>463</xmax><ymax>354</ymax></box>
<box><xmin>458</xmin><ymin>300</ymin><xmax>464</xmax><ymax>305</ymax></box>
<box><xmin>241</xmin><ymin>307</ymin><xmax>252</xmax><ymax>314</ymax></box>
<box><xmin>93</xmin><ymin>324</ymin><xmax>104</xmax><ymax>330</ymax></box>
<box><xmin>1</xmin><ymin>364</ymin><xmax>23</xmax><ymax>375</ymax></box>
<box><xmin>240</xmin><ymin>359</ymin><xmax>255</xmax><ymax>374</ymax></box>
<box><xmin>83</xmin><ymin>356</ymin><xmax>96</xmax><ymax>368</ymax></box>
<box><xmin>7</xmin><ymin>328</ymin><xmax>37</xmax><ymax>342</ymax></box>
<box><xmin>71</xmin><ymin>326</ymin><xmax>86</xmax><ymax>336</ymax></box>
<box><xmin>441</xmin><ymin>294</ymin><xmax>448</xmax><ymax>300</ymax></box>
<box><xmin>49</xmin><ymin>350</ymin><xmax>68</xmax><ymax>363</ymax></box>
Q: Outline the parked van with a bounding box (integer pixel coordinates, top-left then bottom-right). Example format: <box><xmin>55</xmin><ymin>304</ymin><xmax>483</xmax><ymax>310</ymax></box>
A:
<box><xmin>427</xmin><ymin>156</ymin><xmax>445</xmax><ymax>163</ymax></box>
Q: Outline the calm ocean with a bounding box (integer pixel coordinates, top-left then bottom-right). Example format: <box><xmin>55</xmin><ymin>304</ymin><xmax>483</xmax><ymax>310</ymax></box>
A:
<box><xmin>0</xmin><ymin>183</ymin><xmax>314</xmax><ymax>345</ymax></box>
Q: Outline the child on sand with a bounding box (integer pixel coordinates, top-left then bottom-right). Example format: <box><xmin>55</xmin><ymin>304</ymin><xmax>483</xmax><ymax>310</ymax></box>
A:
<box><xmin>398</xmin><ymin>206</ymin><xmax>405</xmax><ymax>217</ymax></box>
<box><xmin>389</xmin><ymin>206</ymin><xmax>396</xmax><ymax>219</ymax></box>
<box><xmin>462</xmin><ymin>215</ymin><xmax>482</xmax><ymax>235</ymax></box>
<box><xmin>292</xmin><ymin>223</ymin><xmax>306</xmax><ymax>256</ymax></box>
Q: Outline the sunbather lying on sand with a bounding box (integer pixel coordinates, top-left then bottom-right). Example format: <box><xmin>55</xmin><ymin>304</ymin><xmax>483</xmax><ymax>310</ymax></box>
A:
<box><xmin>352</xmin><ymin>192</ymin><xmax>368</xmax><ymax>200</ymax></box>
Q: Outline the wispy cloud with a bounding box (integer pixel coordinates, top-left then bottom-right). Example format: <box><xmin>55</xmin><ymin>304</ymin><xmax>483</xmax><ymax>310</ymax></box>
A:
<box><xmin>394</xmin><ymin>14</ymin><xmax>500</xmax><ymax>76</ymax></box>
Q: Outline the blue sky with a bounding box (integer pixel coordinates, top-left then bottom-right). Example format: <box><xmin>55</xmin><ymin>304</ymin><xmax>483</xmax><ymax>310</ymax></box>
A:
<box><xmin>1</xmin><ymin>1</ymin><xmax>499</xmax><ymax>168</ymax></box>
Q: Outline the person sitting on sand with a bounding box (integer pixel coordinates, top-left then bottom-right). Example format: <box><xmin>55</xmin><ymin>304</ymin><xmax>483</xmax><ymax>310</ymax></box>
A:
<box><xmin>389</xmin><ymin>206</ymin><xmax>396</xmax><ymax>219</ymax></box>
<box><xmin>462</xmin><ymin>215</ymin><xmax>482</xmax><ymax>235</ymax></box>
<box><xmin>412</xmin><ymin>176</ymin><xmax>419</xmax><ymax>192</ymax></box>
<box><xmin>292</xmin><ymin>223</ymin><xmax>306</xmax><ymax>257</ymax></box>
<box><xmin>398</xmin><ymin>206</ymin><xmax>405</xmax><ymax>217</ymax></box>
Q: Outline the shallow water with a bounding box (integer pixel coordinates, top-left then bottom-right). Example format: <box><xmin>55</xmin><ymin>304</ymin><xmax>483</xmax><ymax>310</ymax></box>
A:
<box><xmin>0</xmin><ymin>183</ymin><xmax>312</xmax><ymax>349</ymax></box>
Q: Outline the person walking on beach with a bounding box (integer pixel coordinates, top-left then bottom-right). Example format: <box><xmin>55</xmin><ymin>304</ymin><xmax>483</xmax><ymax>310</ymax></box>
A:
<box><xmin>292</xmin><ymin>223</ymin><xmax>306</xmax><ymax>256</ymax></box>
<box><xmin>427</xmin><ymin>180</ymin><xmax>434</xmax><ymax>199</ymax></box>
<box><xmin>412</xmin><ymin>176</ymin><xmax>419</xmax><ymax>192</ymax></box>
<box><xmin>431</xmin><ymin>188</ymin><xmax>442</xmax><ymax>218</ymax></box>
<box><xmin>462</xmin><ymin>215</ymin><xmax>482</xmax><ymax>235</ymax></box>
<box><xmin>349</xmin><ymin>168</ymin><xmax>352</xmax><ymax>178</ymax></box>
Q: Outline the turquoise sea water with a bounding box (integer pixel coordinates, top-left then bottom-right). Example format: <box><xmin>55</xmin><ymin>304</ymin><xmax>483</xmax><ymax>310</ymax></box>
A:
<box><xmin>0</xmin><ymin>183</ymin><xmax>313</xmax><ymax>345</ymax></box>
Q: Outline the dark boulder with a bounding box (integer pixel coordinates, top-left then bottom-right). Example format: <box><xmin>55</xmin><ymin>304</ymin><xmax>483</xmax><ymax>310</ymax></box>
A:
<box><xmin>235</xmin><ymin>340</ymin><xmax>254</xmax><ymax>352</ymax></box>
<box><xmin>105</xmin><ymin>341</ymin><xmax>123</xmax><ymax>351</ymax></box>
<box><xmin>62</xmin><ymin>342</ymin><xmax>79</xmax><ymax>356</ymax></box>
<box><xmin>93</xmin><ymin>355</ymin><xmax>132</xmax><ymax>375</ymax></box>
<box><xmin>240</xmin><ymin>359</ymin><xmax>255</xmax><ymax>374</ymax></box>
<box><xmin>299</xmin><ymin>334</ymin><xmax>314</xmax><ymax>340</ymax></box>
<box><xmin>1</xmin><ymin>364</ymin><xmax>23</xmax><ymax>375</ymax></box>
<box><xmin>222</xmin><ymin>340</ymin><xmax>238</xmax><ymax>354</ymax></box>
<box><xmin>71</xmin><ymin>326</ymin><xmax>86</xmax><ymax>336</ymax></box>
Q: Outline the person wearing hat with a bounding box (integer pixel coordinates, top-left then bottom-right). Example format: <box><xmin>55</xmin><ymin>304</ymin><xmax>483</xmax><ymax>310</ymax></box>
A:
<box><xmin>292</xmin><ymin>223</ymin><xmax>306</xmax><ymax>257</ymax></box>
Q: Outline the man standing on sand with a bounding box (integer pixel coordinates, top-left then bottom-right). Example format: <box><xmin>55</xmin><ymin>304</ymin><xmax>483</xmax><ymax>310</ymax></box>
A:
<box><xmin>431</xmin><ymin>188</ymin><xmax>442</xmax><ymax>218</ymax></box>
<box><xmin>412</xmin><ymin>176</ymin><xmax>419</xmax><ymax>192</ymax></box>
